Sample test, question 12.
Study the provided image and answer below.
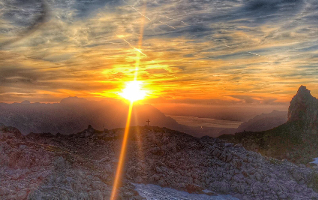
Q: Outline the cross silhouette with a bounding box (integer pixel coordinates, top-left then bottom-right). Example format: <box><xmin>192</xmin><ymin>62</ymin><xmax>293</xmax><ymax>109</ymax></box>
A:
<box><xmin>146</xmin><ymin>119</ymin><xmax>150</xmax><ymax>126</ymax></box>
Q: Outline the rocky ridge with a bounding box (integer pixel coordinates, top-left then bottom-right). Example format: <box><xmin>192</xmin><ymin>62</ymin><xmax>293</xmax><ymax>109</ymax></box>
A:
<box><xmin>288</xmin><ymin>85</ymin><xmax>318</xmax><ymax>134</ymax></box>
<box><xmin>219</xmin><ymin>86</ymin><xmax>318</xmax><ymax>164</ymax></box>
<box><xmin>1</xmin><ymin>123</ymin><xmax>318</xmax><ymax>199</ymax></box>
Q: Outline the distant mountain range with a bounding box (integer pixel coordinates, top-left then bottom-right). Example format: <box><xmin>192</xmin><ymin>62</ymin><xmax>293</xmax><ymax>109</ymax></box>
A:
<box><xmin>219</xmin><ymin>86</ymin><xmax>318</xmax><ymax>164</ymax></box>
<box><xmin>0</xmin><ymin>96</ymin><xmax>295</xmax><ymax>138</ymax></box>
<box><xmin>0</xmin><ymin>97</ymin><xmax>185</xmax><ymax>135</ymax></box>
<box><xmin>0</xmin><ymin>97</ymin><xmax>230</xmax><ymax>137</ymax></box>
<box><xmin>219</xmin><ymin>110</ymin><xmax>287</xmax><ymax>135</ymax></box>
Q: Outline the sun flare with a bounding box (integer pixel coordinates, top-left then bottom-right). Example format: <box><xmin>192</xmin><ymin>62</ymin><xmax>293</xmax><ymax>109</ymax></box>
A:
<box><xmin>119</xmin><ymin>81</ymin><xmax>147</xmax><ymax>102</ymax></box>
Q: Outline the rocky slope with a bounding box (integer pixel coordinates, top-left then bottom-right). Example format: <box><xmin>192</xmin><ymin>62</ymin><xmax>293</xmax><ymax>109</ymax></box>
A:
<box><xmin>1</xmin><ymin>123</ymin><xmax>318</xmax><ymax>199</ymax></box>
<box><xmin>219</xmin><ymin>86</ymin><xmax>318</xmax><ymax>164</ymax></box>
<box><xmin>236</xmin><ymin>110</ymin><xmax>287</xmax><ymax>133</ymax></box>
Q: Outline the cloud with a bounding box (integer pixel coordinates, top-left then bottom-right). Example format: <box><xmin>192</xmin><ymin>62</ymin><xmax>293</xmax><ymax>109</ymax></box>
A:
<box><xmin>240</xmin><ymin>0</ymin><xmax>304</xmax><ymax>23</ymax></box>
<box><xmin>0</xmin><ymin>0</ymin><xmax>318</xmax><ymax>103</ymax></box>
<box><xmin>230</xmin><ymin>95</ymin><xmax>258</xmax><ymax>104</ymax></box>
<box><xmin>0</xmin><ymin>0</ymin><xmax>48</xmax><ymax>48</ymax></box>
<box><xmin>73</xmin><ymin>0</ymin><xmax>120</xmax><ymax>18</ymax></box>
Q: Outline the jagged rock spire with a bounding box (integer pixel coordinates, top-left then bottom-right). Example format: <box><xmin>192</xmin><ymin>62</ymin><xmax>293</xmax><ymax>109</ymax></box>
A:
<box><xmin>288</xmin><ymin>85</ymin><xmax>318</xmax><ymax>134</ymax></box>
<box><xmin>295</xmin><ymin>85</ymin><xmax>311</xmax><ymax>99</ymax></box>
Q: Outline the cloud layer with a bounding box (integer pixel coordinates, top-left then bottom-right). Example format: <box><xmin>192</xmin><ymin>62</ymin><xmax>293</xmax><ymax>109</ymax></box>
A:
<box><xmin>0</xmin><ymin>0</ymin><xmax>317</xmax><ymax>104</ymax></box>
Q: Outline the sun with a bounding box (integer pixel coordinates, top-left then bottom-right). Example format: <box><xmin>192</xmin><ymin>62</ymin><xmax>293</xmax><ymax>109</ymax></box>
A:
<box><xmin>119</xmin><ymin>81</ymin><xmax>147</xmax><ymax>102</ymax></box>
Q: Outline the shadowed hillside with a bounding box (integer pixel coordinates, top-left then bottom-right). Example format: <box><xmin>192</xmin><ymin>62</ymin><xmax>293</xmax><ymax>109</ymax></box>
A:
<box><xmin>219</xmin><ymin>110</ymin><xmax>287</xmax><ymax>135</ymax></box>
<box><xmin>219</xmin><ymin>86</ymin><xmax>318</xmax><ymax>165</ymax></box>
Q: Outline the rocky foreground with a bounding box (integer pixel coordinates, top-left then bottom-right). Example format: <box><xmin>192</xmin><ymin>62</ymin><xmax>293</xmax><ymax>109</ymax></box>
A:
<box><xmin>1</xmin><ymin>123</ymin><xmax>318</xmax><ymax>200</ymax></box>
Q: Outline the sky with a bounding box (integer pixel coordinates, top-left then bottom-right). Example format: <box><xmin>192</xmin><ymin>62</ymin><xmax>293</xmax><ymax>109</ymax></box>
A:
<box><xmin>0</xmin><ymin>0</ymin><xmax>318</xmax><ymax>107</ymax></box>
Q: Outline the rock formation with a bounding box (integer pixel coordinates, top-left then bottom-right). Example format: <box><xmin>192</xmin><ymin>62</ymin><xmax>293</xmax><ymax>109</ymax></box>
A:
<box><xmin>1</xmin><ymin>123</ymin><xmax>318</xmax><ymax>199</ymax></box>
<box><xmin>288</xmin><ymin>85</ymin><xmax>318</xmax><ymax>134</ymax></box>
<box><xmin>219</xmin><ymin>86</ymin><xmax>318</xmax><ymax>164</ymax></box>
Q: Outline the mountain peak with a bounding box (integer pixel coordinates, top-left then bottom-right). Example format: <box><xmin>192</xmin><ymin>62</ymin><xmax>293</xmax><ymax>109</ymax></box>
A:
<box><xmin>296</xmin><ymin>85</ymin><xmax>311</xmax><ymax>98</ymax></box>
<box><xmin>290</xmin><ymin>85</ymin><xmax>316</xmax><ymax>107</ymax></box>
<box><xmin>288</xmin><ymin>85</ymin><xmax>318</xmax><ymax>133</ymax></box>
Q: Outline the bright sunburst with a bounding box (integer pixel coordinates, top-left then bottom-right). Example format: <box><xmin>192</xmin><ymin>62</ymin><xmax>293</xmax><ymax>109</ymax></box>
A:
<box><xmin>119</xmin><ymin>81</ymin><xmax>147</xmax><ymax>102</ymax></box>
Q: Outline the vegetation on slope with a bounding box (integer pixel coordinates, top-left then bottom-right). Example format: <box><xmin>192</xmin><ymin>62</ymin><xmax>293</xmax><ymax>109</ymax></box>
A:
<box><xmin>219</xmin><ymin>121</ymin><xmax>318</xmax><ymax>164</ymax></box>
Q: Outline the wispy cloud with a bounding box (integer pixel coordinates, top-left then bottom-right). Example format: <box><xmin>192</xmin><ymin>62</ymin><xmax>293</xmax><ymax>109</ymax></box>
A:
<box><xmin>0</xmin><ymin>0</ymin><xmax>317</xmax><ymax>104</ymax></box>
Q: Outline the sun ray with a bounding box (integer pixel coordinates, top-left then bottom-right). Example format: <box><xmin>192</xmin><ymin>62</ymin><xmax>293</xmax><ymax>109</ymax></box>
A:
<box><xmin>110</xmin><ymin>2</ymin><xmax>147</xmax><ymax>200</ymax></box>
<box><xmin>109</xmin><ymin>101</ymin><xmax>133</xmax><ymax>200</ymax></box>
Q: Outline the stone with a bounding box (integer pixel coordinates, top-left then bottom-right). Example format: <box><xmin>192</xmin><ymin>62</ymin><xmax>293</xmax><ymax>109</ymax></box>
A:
<box><xmin>17</xmin><ymin>190</ymin><xmax>28</xmax><ymax>199</ymax></box>
<box><xmin>78</xmin><ymin>192</ymin><xmax>89</xmax><ymax>200</ymax></box>
<box><xmin>88</xmin><ymin>190</ymin><xmax>103</xmax><ymax>200</ymax></box>
<box><xmin>0</xmin><ymin>187</ymin><xmax>10</xmax><ymax>196</ymax></box>
<box><xmin>135</xmin><ymin>176</ymin><xmax>143</xmax><ymax>183</ymax></box>
<box><xmin>186</xmin><ymin>184</ymin><xmax>204</xmax><ymax>194</ymax></box>
<box><xmin>212</xmin><ymin>148</ymin><xmax>222</xmax><ymax>158</ymax></box>
<box><xmin>218</xmin><ymin>181</ymin><xmax>230</xmax><ymax>193</ymax></box>
<box><xmin>158</xmin><ymin>178</ymin><xmax>167</xmax><ymax>187</ymax></box>
<box><xmin>254</xmin><ymin>172</ymin><xmax>262</xmax><ymax>181</ymax></box>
